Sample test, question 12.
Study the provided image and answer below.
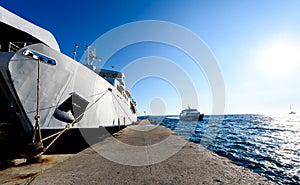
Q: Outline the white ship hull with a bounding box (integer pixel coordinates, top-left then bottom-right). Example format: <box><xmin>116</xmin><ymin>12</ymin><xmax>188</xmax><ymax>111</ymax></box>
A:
<box><xmin>6</xmin><ymin>43</ymin><xmax>137</xmax><ymax>129</ymax></box>
<box><xmin>0</xmin><ymin>6</ymin><xmax>137</xmax><ymax>159</ymax></box>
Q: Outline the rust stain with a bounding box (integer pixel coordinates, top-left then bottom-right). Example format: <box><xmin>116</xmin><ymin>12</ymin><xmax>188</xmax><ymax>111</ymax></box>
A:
<box><xmin>42</xmin><ymin>156</ymin><xmax>55</xmax><ymax>164</ymax></box>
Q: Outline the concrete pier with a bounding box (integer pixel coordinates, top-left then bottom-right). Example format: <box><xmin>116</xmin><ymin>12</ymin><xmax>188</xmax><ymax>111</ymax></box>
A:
<box><xmin>1</xmin><ymin>120</ymin><xmax>275</xmax><ymax>185</ymax></box>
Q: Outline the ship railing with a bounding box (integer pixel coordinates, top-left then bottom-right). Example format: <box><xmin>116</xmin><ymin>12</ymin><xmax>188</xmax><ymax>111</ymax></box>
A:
<box><xmin>9</xmin><ymin>42</ymin><xmax>32</xmax><ymax>52</ymax></box>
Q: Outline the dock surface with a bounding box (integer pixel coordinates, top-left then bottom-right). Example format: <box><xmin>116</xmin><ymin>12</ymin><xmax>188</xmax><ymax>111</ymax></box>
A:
<box><xmin>1</xmin><ymin>120</ymin><xmax>275</xmax><ymax>185</ymax></box>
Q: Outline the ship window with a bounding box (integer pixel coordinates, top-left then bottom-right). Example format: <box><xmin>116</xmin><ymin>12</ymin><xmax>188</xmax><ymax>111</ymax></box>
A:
<box><xmin>23</xmin><ymin>49</ymin><xmax>56</xmax><ymax>65</ymax></box>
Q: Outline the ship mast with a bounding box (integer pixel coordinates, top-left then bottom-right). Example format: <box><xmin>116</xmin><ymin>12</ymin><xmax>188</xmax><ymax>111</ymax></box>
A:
<box><xmin>84</xmin><ymin>44</ymin><xmax>102</xmax><ymax>66</ymax></box>
<box><xmin>73</xmin><ymin>43</ymin><xmax>78</xmax><ymax>60</ymax></box>
<box><xmin>289</xmin><ymin>104</ymin><xmax>296</xmax><ymax>114</ymax></box>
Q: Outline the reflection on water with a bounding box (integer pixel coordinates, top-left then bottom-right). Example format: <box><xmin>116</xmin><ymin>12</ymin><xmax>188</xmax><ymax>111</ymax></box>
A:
<box><xmin>155</xmin><ymin>114</ymin><xmax>300</xmax><ymax>185</ymax></box>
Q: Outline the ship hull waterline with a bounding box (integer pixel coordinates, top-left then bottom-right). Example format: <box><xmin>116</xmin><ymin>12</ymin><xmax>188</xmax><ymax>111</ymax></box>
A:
<box><xmin>180</xmin><ymin>114</ymin><xmax>204</xmax><ymax>121</ymax></box>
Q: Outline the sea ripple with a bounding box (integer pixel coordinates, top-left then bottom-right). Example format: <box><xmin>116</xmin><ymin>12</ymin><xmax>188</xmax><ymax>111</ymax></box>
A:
<box><xmin>156</xmin><ymin>114</ymin><xmax>300</xmax><ymax>185</ymax></box>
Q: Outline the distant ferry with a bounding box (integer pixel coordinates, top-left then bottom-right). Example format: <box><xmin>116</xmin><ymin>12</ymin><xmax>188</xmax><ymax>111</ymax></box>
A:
<box><xmin>179</xmin><ymin>106</ymin><xmax>204</xmax><ymax>121</ymax></box>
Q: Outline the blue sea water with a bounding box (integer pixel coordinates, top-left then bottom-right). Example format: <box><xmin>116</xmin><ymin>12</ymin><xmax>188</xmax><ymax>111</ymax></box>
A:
<box><xmin>150</xmin><ymin>114</ymin><xmax>300</xmax><ymax>185</ymax></box>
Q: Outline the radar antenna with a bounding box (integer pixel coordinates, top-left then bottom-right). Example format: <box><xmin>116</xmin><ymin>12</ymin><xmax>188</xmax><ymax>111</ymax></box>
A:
<box><xmin>84</xmin><ymin>44</ymin><xmax>102</xmax><ymax>65</ymax></box>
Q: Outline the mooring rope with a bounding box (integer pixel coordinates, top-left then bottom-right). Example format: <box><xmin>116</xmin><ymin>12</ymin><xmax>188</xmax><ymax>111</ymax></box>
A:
<box><xmin>38</xmin><ymin>88</ymin><xmax>110</xmax><ymax>155</ymax></box>
<box><xmin>41</xmin><ymin>130</ymin><xmax>64</xmax><ymax>142</ymax></box>
<box><xmin>33</xmin><ymin>58</ymin><xmax>43</xmax><ymax>151</ymax></box>
<box><xmin>111</xmin><ymin>92</ymin><xmax>133</xmax><ymax>123</ymax></box>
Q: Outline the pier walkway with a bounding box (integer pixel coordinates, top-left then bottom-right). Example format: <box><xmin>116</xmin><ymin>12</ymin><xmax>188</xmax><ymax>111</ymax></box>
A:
<box><xmin>1</xmin><ymin>120</ymin><xmax>275</xmax><ymax>185</ymax></box>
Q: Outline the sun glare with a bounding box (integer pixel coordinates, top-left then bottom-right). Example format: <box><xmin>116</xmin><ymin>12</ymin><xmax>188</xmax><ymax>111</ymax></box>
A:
<box><xmin>257</xmin><ymin>37</ymin><xmax>300</xmax><ymax>76</ymax></box>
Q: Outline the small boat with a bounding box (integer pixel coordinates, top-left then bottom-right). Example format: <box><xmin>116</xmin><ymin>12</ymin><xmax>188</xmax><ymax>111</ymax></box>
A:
<box><xmin>179</xmin><ymin>106</ymin><xmax>204</xmax><ymax>121</ymax></box>
<box><xmin>289</xmin><ymin>104</ymin><xmax>296</xmax><ymax>114</ymax></box>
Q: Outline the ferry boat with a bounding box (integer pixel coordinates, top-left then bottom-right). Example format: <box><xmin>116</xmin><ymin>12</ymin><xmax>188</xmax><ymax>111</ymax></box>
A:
<box><xmin>179</xmin><ymin>106</ymin><xmax>204</xmax><ymax>121</ymax></box>
<box><xmin>0</xmin><ymin>6</ymin><xmax>137</xmax><ymax>160</ymax></box>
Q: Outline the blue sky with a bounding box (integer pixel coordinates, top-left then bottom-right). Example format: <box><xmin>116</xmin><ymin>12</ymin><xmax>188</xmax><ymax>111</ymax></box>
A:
<box><xmin>2</xmin><ymin>0</ymin><xmax>300</xmax><ymax>115</ymax></box>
